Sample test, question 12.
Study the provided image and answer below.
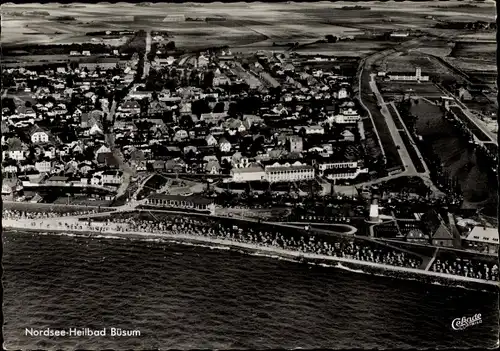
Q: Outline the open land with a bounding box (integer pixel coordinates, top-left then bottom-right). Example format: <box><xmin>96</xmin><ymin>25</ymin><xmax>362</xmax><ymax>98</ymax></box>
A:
<box><xmin>2</xmin><ymin>1</ymin><xmax>496</xmax><ymax>55</ymax></box>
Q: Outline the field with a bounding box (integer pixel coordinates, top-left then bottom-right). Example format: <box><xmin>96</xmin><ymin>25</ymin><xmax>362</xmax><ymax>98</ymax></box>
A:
<box><xmin>3</xmin><ymin>1</ymin><xmax>497</xmax><ymax>56</ymax></box>
<box><xmin>450</xmin><ymin>41</ymin><xmax>497</xmax><ymax>62</ymax></box>
<box><xmin>295</xmin><ymin>40</ymin><xmax>391</xmax><ymax>57</ymax></box>
<box><xmin>379</xmin><ymin>81</ymin><xmax>444</xmax><ymax>99</ymax></box>
<box><xmin>376</xmin><ymin>51</ymin><xmax>450</xmax><ymax>75</ymax></box>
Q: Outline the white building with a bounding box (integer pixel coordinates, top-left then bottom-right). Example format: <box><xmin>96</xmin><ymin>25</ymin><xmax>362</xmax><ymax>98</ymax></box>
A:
<box><xmin>31</xmin><ymin>130</ymin><xmax>49</xmax><ymax>144</ymax></box>
<box><xmin>101</xmin><ymin>170</ymin><xmax>124</xmax><ymax>185</ymax></box>
<box><xmin>318</xmin><ymin>160</ymin><xmax>359</xmax><ymax>173</ymax></box>
<box><xmin>338</xmin><ymin>88</ymin><xmax>348</xmax><ymax>99</ymax></box>
<box><xmin>264</xmin><ymin>161</ymin><xmax>315</xmax><ymax>183</ymax></box>
<box><xmin>218</xmin><ymin>138</ymin><xmax>232</xmax><ymax>152</ymax></box>
<box><xmin>325</xmin><ymin>168</ymin><xmax>369</xmax><ymax>181</ymax></box>
<box><xmin>331</xmin><ymin>113</ymin><xmax>361</xmax><ymax>124</ymax></box>
<box><xmin>231</xmin><ymin>166</ymin><xmax>266</xmax><ymax>183</ymax></box>
<box><xmin>388</xmin><ymin>67</ymin><xmax>429</xmax><ymax>82</ymax></box>
<box><xmin>35</xmin><ymin>160</ymin><xmax>52</xmax><ymax>173</ymax></box>
<box><xmin>295</xmin><ymin>125</ymin><xmax>325</xmax><ymax>135</ymax></box>
<box><xmin>465</xmin><ymin>226</ymin><xmax>499</xmax><ymax>254</ymax></box>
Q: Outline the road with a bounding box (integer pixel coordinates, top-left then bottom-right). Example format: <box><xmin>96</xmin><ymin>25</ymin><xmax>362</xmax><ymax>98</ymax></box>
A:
<box><xmin>357</xmin><ymin>59</ymin><xmax>386</xmax><ymax>160</ymax></box>
<box><xmin>104</xmin><ymin>98</ymin><xmax>133</xmax><ymax>199</ymax></box>
<box><xmin>142</xmin><ymin>30</ymin><xmax>152</xmax><ymax>79</ymax></box>
<box><xmin>369</xmin><ymin>73</ymin><xmax>416</xmax><ymax>174</ymax></box>
<box><xmin>389</xmin><ymin>101</ymin><xmax>430</xmax><ymax>174</ymax></box>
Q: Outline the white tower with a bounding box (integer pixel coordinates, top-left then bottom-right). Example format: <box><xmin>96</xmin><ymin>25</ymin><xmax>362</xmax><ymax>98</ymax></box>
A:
<box><xmin>368</xmin><ymin>195</ymin><xmax>380</xmax><ymax>223</ymax></box>
<box><xmin>365</xmin><ymin>190</ymin><xmax>382</xmax><ymax>225</ymax></box>
<box><xmin>415</xmin><ymin>67</ymin><xmax>422</xmax><ymax>80</ymax></box>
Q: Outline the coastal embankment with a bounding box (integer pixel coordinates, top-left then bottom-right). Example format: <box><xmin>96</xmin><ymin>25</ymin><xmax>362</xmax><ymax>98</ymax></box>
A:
<box><xmin>3</xmin><ymin>219</ymin><xmax>497</xmax><ymax>289</ymax></box>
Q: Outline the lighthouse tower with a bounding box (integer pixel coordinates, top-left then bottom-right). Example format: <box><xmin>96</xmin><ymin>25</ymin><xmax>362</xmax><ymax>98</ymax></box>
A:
<box><xmin>365</xmin><ymin>187</ymin><xmax>382</xmax><ymax>225</ymax></box>
<box><xmin>368</xmin><ymin>195</ymin><xmax>381</xmax><ymax>223</ymax></box>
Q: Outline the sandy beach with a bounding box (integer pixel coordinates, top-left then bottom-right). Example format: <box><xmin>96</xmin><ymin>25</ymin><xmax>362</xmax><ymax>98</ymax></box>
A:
<box><xmin>3</xmin><ymin>218</ymin><xmax>497</xmax><ymax>288</ymax></box>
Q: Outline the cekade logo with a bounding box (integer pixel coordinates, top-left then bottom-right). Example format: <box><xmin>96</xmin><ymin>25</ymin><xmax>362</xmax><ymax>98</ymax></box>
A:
<box><xmin>452</xmin><ymin>313</ymin><xmax>482</xmax><ymax>330</ymax></box>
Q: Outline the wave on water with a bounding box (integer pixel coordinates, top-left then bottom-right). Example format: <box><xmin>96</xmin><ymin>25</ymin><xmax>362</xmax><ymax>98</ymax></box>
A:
<box><xmin>335</xmin><ymin>262</ymin><xmax>366</xmax><ymax>274</ymax></box>
<box><xmin>168</xmin><ymin>239</ymin><xmax>231</xmax><ymax>251</ymax></box>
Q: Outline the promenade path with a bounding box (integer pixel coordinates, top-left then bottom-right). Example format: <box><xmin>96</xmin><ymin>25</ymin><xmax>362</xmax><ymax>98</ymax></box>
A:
<box><xmin>425</xmin><ymin>248</ymin><xmax>440</xmax><ymax>271</ymax></box>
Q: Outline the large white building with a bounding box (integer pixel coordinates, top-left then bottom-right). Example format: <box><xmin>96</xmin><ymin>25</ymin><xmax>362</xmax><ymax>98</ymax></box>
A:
<box><xmin>230</xmin><ymin>166</ymin><xmax>266</xmax><ymax>183</ymax></box>
<box><xmin>387</xmin><ymin>67</ymin><xmax>429</xmax><ymax>82</ymax></box>
<box><xmin>464</xmin><ymin>226</ymin><xmax>499</xmax><ymax>254</ymax></box>
<box><xmin>264</xmin><ymin>161</ymin><xmax>315</xmax><ymax>183</ymax></box>
<box><xmin>325</xmin><ymin>167</ymin><xmax>369</xmax><ymax>181</ymax></box>
<box><xmin>318</xmin><ymin>160</ymin><xmax>359</xmax><ymax>173</ymax></box>
<box><xmin>327</xmin><ymin>107</ymin><xmax>361</xmax><ymax>124</ymax></box>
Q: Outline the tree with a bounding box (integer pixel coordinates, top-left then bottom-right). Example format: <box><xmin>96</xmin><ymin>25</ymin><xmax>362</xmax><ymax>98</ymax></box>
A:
<box><xmin>203</xmin><ymin>70</ymin><xmax>215</xmax><ymax>89</ymax></box>
<box><xmin>213</xmin><ymin>101</ymin><xmax>225</xmax><ymax>113</ymax></box>
<box><xmin>166</xmin><ymin>41</ymin><xmax>176</xmax><ymax>51</ymax></box>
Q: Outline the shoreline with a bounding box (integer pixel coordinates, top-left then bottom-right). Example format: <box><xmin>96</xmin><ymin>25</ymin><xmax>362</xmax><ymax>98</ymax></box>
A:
<box><xmin>3</xmin><ymin>221</ymin><xmax>498</xmax><ymax>289</ymax></box>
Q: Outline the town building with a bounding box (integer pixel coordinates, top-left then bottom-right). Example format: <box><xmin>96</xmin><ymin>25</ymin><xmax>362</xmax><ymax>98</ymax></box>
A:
<box><xmin>231</xmin><ymin>166</ymin><xmax>266</xmax><ymax>183</ymax></box>
<box><xmin>387</xmin><ymin>67</ymin><xmax>429</xmax><ymax>82</ymax></box>
<box><xmin>145</xmin><ymin>194</ymin><xmax>215</xmax><ymax>214</ymax></box>
<box><xmin>464</xmin><ymin>226</ymin><xmax>499</xmax><ymax>254</ymax></box>
<box><xmin>264</xmin><ymin>161</ymin><xmax>315</xmax><ymax>183</ymax></box>
<box><xmin>46</xmin><ymin>176</ymin><xmax>70</xmax><ymax>186</ymax></box>
<box><xmin>288</xmin><ymin>135</ymin><xmax>303</xmax><ymax>153</ymax></box>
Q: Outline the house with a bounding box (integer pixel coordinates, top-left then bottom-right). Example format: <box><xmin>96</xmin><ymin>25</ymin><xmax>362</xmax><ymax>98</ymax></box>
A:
<box><xmin>3</xmin><ymin>139</ymin><xmax>27</xmax><ymax>161</ymax></box>
<box><xmin>295</xmin><ymin>125</ymin><xmax>325</xmax><ymax>135</ymax></box>
<box><xmin>464</xmin><ymin>226</ymin><xmax>499</xmax><ymax>254</ymax></box>
<box><xmin>205</xmin><ymin>160</ymin><xmax>221</xmax><ymax>174</ymax></box>
<box><xmin>458</xmin><ymin>87</ymin><xmax>473</xmax><ymax>101</ymax></box>
<box><xmin>89</xmin><ymin>122</ymin><xmax>104</xmax><ymax>136</ymax></box>
<box><xmin>341</xmin><ymin>130</ymin><xmax>355</xmax><ymax>142</ymax></box>
<box><xmin>78</xmin><ymin>162</ymin><xmax>93</xmax><ymax>175</ymax></box>
<box><xmin>288</xmin><ymin>135</ymin><xmax>303</xmax><ymax>153</ymax></box>
<box><xmin>197</xmin><ymin>55</ymin><xmax>210</xmax><ymax>67</ymax></box>
<box><xmin>95</xmin><ymin>145</ymin><xmax>111</xmax><ymax>160</ymax></box>
<box><xmin>243</xmin><ymin>114</ymin><xmax>264</xmax><ymax>127</ymax></box>
<box><xmin>338</xmin><ymin>88</ymin><xmax>349</xmax><ymax>99</ymax></box>
<box><xmin>431</xmin><ymin>222</ymin><xmax>455</xmax><ymax>248</ymax></box>
<box><xmin>46</xmin><ymin>175</ymin><xmax>70</xmax><ymax>186</ymax></box>
<box><xmin>218</xmin><ymin>137</ymin><xmax>232</xmax><ymax>152</ymax></box>
<box><xmin>3</xmin><ymin>164</ymin><xmax>18</xmax><ymax>174</ymax></box>
<box><xmin>200</xmin><ymin>112</ymin><xmax>227</xmax><ymax>124</ymax></box>
<box><xmin>224</xmin><ymin>118</ymin><xmax>247</xmax><ymax>133</ymax></box>
<box><xmin>165</xmin><ymin>158</ymin><xmax>186</xmax><ymax>173</ymax></box>
<box><xmin>230</xmin><ymin>166</ymin><xmax>266</xmax><ymax>183</ymax></box>
<box><xmin>17</xmin><ymin>106</ymin><xmax>37</xmax><ymax>118</ymax></box>
<box><xmin>173</xmin><ymin>129</ymin><xmax>189</xmax><ymax>142</ymax></box>
<box><xmin>97</xmin><ymin>153</ymin><xmax>119</xmax><ymax>168</ymax></box>
<box><xmin>118</xmin><ymin>100</ymin><xmax>141</xmax><ymax>115</ymax></box>
<box><xmin>213</xmin><ymin>74</ymin><xmax>231</xmax><ymax>87</ymax></box>
<box><xmin>148</xmin><ymin>100</ymin><xmax>170</xmax><ymax>115</ymax></box>
<box><xmin>152</xmin><ymin>160</ymin><xmax>166</xmax><ymax>172</ymax></box>
<box><xmin>102</xmin><ymin>170</ymin><xmax>124</xmax><ymax>185</ymax></box>
<box><xmin>35</xmin><ymin>160</ymin><xmax>52</xmax><ymax>173</ymax></box>
<box><xmin>30</xmin><ymin>125</ymin><xmax>50</xmax><ymax>144</ymax></box>
<box><xmin>183</xmin><ymin>145</ymin><xmax>198</xmax><ymax>156</ymax></box>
